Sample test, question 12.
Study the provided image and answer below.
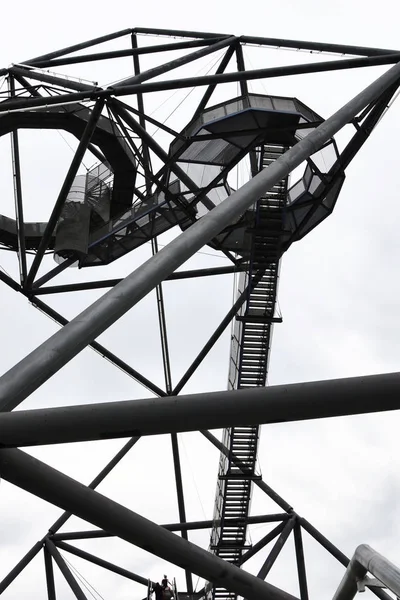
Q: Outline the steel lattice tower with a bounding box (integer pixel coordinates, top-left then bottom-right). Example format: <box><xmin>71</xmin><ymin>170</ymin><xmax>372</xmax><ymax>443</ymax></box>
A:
<box><xmin>0</xmin><ymin>27</ymin><xmax>400</xmax><ymax>600</ymax></box>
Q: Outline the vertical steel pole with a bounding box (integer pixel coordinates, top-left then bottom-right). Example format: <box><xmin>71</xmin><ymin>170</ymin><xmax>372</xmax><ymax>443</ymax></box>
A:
<box><xmin>44</xmin><ymin>546</ymin><xmax>57</xmax><ymax>600</ymax></box>
<box><xmin>171</xmin><ymin>432</ymin><xmax>193</xmax><ymax>592</ymax></box>
<box><xmin>293</xmin><ymin>523</ymin><xmax>309</xmax><ymax>600</ymax></box>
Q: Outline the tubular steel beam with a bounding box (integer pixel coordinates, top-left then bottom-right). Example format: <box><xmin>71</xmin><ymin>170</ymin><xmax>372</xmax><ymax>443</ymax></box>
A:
<box><xmin>10</xmin><ymin>66</ymin><xmax>95</xmax><ymax>92</ymax></box>
<box><xmin>12</xmin><ymin>73</ymin><xmax>43</xmax><ymax>97</ymax></box>
<box><xmin>55</xmin><ymin>540</ymin><xmax>152</xmax><ymax>587</ymax></box>
<box><xmin>30</xmin><ymin>297</ymin><xmax>166</xmax><ymax>398</ymax></box>
<box><xmin>239</xmin><ymin>522</ymin><xmax>287</xmax><ymax>565</ymax></box>
<box><xmin>4</xmin><ymin>371</ymin><xmax>400</xmax><ymax>447</ymax></box>
<box><xmin>113</xmin><ymin>35</ymin><xmax>235</xmax><ymax>88</ymax></box>
<box><xmin>294</xmin><ymin>523</ymin><xmax>309</xmax><ymax>600</ymax></box>
<box><xmin>131</xmin><ymin>28</ymin><xmax>399</xmax><ymax>56</ymax></box>
<box><xmin>44</xmin><ymin>547</ymin><xmax>57</xmax><ymax>600</ymax></box>
<box><xmin>52</xmin><ymin>514</ymin><xmax>290</xmax><ymax>541</ymax></box>
<box><xmin>0</xmin><ymin>540</ymin><xmax>43</xmax><ymax>593</ymax></box>
<box><xmin>192</xmin><ymin>43</ymin><xmax>237</xmax><ymax>120</ymax></box>
<box><xmin>0</xmin><ymin>269</ymin><xmax>21</xmax><ymax>292</ymax></box>
<box><xmin>172</xmin><ymin>285</ymin><xmax>250</xmax><ymax>394</ymax></box>
<box><xmin>132</xmin><ymin>27</ymin><xmax>226</xmax><ymax>40</ymax></box>
<box><xmin>26</xmin><ymin>99</ymin><xmax>105</xmax><ymax>288</ymax></box>
<box><xmin>26</xmin><ymin>29</ymin><xmax>133</xmax><ymax>65</ymax></box>
<box><xmin>3</xmin><ymin>52</ymin><xmax>400</xmax><ymax>113</ymax></box>
<box><xmin>333</xmin><ymin>544</ymin><xmax>400</xmax><ymax>600</ymax></box>
<box><xmin>49</xmin><ymin>435</ymin><xmax>140</xmax><ymax>534</ymax></box>
<box><xmin>9</xmin><ymin>77</ymin><xmax>27</xmax><ymax>285</ymax></box>
<box><xmin>298</xmin><ymin>518</ymin><xmax>348</xmax><ymax>567</ymax></box>
<box><xmin>131</xmin><ymin>34</ymin><xmax>173</xmax><ymax>395</ymax></box>
<box><xmin>30</xmin><ymin>38</ymin><xmax>224</xmax><ymax>69</ymax></box>
<box><xmin>201</xmin><ymin>430</ymin><xmax>293</xmax><ymax>513</ymax></box>
<box><xmin>0</xmin><ymin>448</ymin><xmax>298</xmax><ymax>600</ymax></box>
<box><xmin>45</xmin><ymin>540</ymin><xmax>87</xmax><ymax>600</ymax></box>
<box><xmin>32</xmin><ymin>259</ymin><xmax>77</xmax><ymax>289</ymax></box>
<box><xmin>171</xmin><ymin>433</ymin><xmax>193</xmax><ymax>592</ymax></box>
<box><xmin>31</xmin><ymin>266</ymin><xmax>243</xmax><ymax>296</ymax></box>
<box><xmin>240</xmin><ymin>35</ymin><xmax>399</xmax><ymax>57</ymax></box>
<box><xmin>1</xmin><ymin>60</ymin><xmax>399</xmax><ymax>413</ymax></box>
<box><xmin>257</xmin><ymin>518</ymin><xmax>296</xmax><ymax>580</ymax></box>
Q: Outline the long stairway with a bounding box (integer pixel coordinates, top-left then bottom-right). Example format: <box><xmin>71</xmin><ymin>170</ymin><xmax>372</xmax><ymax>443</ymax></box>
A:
<box><xmin>209</xmin><ymin>145</ymin><xmax>287</xmax><ymax>600</ymax></box>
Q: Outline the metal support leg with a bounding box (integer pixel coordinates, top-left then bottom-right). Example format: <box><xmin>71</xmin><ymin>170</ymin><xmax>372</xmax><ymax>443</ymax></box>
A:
<box><xmin>44</xmin><ymin>546</ymin><xmax>57</xmax><ymax>600</ymax></box>
<box><xmin>293</xmin><ymin>522</ymin><xmax>309</xmax><ymax>600</ymax></box>
<box><xmin>171</xmin><ymin>432</ymin><xmax>193</xmax><ymax>592</ymax></box>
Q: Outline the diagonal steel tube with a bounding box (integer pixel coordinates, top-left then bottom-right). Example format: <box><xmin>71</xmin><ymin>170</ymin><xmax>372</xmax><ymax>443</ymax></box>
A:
<box><xmin>1</xmin><ymin>59</ymin><xmax>400</xmax><ymax>413</ymax></box>
<box><xmin>55</xmin><ymin>540</ymin><xmax>152</xmax><ymax>586</ymax></box>
<box><xmin>0</xmin><ymin>540</ymin><xmax>43</xmax><ymax>593</ymax></box>
<box><xmin>30</xmin><ymin>297</ymin><xmax>166</xmax><ymax>398</ymax></box>
<box><xmin>257</xmin><ymin>518</ymin><xmax>296</xmax><ymax>580</ymax></box>
<box><xmin>172</xmin><ymin>285</ymin><xmax>250</xmax><ymax>394</ymax></box>
<box><xmin>112</xmin><ymin>36</ymin><xmax>235</xmax><ymax>88</ymax></box>
<box><xmin>0</xmin><ymin>447</ymin><xmax>298</xmax><ymax>600</ymax></box>
<box><xmin>31</xmin><ymin>38</ymin><xmax>225</xmax><ymax>69</ymax></box>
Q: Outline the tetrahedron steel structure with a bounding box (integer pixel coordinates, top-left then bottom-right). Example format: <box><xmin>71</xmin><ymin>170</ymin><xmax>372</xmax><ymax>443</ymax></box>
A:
<box><xmin>0</xmin><ymin>27</ymin><xmax>399</xmax><ymax>600</ymax></box>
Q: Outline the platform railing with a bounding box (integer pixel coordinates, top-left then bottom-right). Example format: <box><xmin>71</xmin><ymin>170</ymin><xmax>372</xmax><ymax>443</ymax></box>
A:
<box><xmin>333</xmin><ymin>544</ymin><xmax>400</xmax><ymax>600</ymax></box>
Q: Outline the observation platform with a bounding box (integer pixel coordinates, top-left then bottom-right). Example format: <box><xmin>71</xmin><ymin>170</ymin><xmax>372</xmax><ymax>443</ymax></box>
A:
<box><xmin>0</xmin><ymin>93</ymin><xmax>344</xmax><ymax>267</ymax></box>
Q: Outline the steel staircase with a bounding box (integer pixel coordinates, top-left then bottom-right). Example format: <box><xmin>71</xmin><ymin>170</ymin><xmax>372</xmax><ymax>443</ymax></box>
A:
<box><xmin>208</xmin><ymin>144</ymin><xmax>287</xmax><ymax>600</ymax></box>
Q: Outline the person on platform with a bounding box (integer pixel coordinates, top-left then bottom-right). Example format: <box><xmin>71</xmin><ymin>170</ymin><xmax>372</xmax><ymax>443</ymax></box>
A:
<box><xmin>161</xmin><ymin>576</ymin><xmax>174</xmax><ymax>600</ymax></box>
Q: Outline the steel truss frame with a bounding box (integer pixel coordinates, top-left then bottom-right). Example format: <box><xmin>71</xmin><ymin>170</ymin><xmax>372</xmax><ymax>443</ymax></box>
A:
<box><xmin>0</xmin><ymin>27</ymin><xmax>399</xmax><ymax>600</ymax></box>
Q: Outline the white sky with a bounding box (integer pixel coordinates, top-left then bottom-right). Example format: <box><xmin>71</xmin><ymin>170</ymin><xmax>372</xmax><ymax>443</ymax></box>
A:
<box><xmin>1</xmin><ymin>2</ymin><xmax>400</xmax><ymax>600</ymax></box>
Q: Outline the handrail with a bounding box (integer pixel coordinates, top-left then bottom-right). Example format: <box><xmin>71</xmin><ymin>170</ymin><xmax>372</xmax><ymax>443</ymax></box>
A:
<box><xmin>333</xmin><ymin>544</ymin><xmax>400</xmax><ymax>600</ymax></box>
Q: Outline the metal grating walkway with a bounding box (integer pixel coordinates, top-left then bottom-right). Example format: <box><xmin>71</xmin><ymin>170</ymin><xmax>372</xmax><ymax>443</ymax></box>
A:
<box><xmin>209</xmin><ymin>145</ymin><xmax>287</xmax><ymax>600</ymax></box>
